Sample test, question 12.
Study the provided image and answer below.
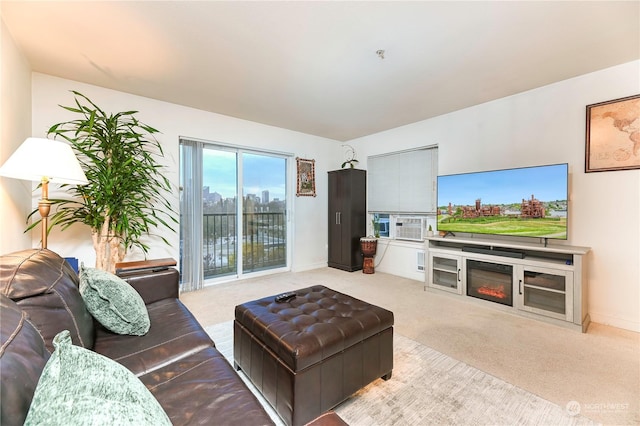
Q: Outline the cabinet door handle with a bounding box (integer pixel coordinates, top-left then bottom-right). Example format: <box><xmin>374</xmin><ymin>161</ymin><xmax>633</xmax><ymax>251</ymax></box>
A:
<box><xmin>457</xmin><ymin>269</ymin><xmax>461</xmax><ymax>282</ymax></box>
<box><xmin>335</xmin><ymin>212</ymin><xmax>341</xmax><ymax>225</ymax></box>
<box><xmin>519</xmin><ymin>279</ymin><xmax>523</xmax><ymax>295</ymax></box>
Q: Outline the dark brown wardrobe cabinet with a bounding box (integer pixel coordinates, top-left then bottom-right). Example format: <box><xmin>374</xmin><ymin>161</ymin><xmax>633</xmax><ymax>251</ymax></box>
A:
<box><xmin>327</xmin><ymin>169</ymin><xmax>366</xmax><ymax>271</ymax></box>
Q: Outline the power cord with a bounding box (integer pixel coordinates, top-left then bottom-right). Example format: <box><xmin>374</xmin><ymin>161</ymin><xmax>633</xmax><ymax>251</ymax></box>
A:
<box><xmin>373</xmin><ymin>239</ymin><xmax>391</xmax><ymax>268</ymax></box>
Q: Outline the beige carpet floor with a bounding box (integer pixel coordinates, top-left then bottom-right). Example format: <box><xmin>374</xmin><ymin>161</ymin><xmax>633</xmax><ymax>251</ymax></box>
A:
<box><xmin>207</xmin><ymin>321</ymin><xmax>594</xmax><ymax>426</ymax></box>
<box><xmin>181</xmin><ymin>267</ymin><xmax>640</xmax><ymax>425</ymax></box>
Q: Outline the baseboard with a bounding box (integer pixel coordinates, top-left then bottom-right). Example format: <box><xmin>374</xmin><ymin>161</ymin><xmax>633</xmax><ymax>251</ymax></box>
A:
<box><xmin>291</xmin><ymin>262</ymin><xmax>328</xmax><ymax>273</ymax></box>
<box><xmin>589</xmin><ymin>311</ymin><xmax>640</xmax><ymax>333</ymax></box>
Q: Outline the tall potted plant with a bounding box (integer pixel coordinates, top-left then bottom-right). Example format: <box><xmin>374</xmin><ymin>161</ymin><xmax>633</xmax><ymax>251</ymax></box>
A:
<box><xmin>29</xmin><ymin>91</ymin><xmax>177</xmax><ymax>272</ymax></box>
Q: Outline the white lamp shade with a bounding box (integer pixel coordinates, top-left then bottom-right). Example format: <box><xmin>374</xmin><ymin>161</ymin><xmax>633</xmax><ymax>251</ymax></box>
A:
<box><xmin>0</xmin><ymin>137</ymin><xmax>88</xmax><ymax>185</ymax></box>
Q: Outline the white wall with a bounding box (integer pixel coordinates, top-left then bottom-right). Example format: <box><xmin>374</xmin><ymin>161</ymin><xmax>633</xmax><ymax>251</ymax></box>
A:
<box><xmin>349</xmin><ymin>61</ymin><xmax>640</xmax><ymax>332</ymax></box>
<box><xmin>31</xmin><ymin>74</ymin><xmax>340</xmax><ymax>273</ymax></box>
<box><xmin>0</xmin><ymin>18</ymin><xmax>33</xmax><ymax>254</ymax></box>
<box><xmin>5</xmin><ymin>45</ymin><xmax>639</xmax><ymax>331</ymax></box>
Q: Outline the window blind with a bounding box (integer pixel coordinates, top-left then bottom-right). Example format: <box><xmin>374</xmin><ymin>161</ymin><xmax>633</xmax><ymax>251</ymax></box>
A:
<box><xmin>179</xmin><ymin>139</ymin><xmax>204</xmax><ymax>292</ymax></box>
<box><xmin>367</xmin><ymin>146</ymin><xmax>438</xmax><ymax>214</ymax></box>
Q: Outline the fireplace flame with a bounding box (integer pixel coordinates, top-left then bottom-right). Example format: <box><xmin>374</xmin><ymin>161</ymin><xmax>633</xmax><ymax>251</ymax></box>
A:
<box><xmin>477</xmin><ymin>285</ymin><xmax>508</xmax><ymax>299</ymax></box>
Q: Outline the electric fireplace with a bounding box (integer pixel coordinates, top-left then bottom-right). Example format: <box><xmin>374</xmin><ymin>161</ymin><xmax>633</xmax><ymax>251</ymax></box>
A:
<box><xmin>466</xmin><ymin>260</ymin><xmax>513</xmax><ymax>306</ymax></box>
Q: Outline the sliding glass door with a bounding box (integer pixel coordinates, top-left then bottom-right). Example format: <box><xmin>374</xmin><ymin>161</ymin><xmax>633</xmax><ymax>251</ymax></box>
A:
<box><xmin>241</xmin><ymin>153</ymin><xmax>287</xmax><ymax>273</ymax></box>
<box><xmin>202</xmin><ymin>148</ymin><xmax>238</xmax><ymax>277</ymax></box>
<box><xmin>180</xmin><ymin>139</ymin><xmax>289</xmax><ymax>290</ymax></box>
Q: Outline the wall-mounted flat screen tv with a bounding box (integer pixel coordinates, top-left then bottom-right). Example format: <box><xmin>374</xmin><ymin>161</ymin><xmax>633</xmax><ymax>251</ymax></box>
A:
<box><xmin>437</xmin><ymin>163</ymin><xmax>568</xmax><ymax>240</ymax></box>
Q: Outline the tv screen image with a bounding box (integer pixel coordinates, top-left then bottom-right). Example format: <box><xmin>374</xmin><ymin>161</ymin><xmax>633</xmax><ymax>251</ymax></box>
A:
<box><xmin>437</xmin><ymin>163</ymin><xmax>568</xmax><ymax>240</ymax></box>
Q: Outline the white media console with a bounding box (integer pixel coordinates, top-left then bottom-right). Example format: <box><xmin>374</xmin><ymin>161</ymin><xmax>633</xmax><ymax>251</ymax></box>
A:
<box><xmin>425</xmin><ymin>236</ymin><xmax>591</xmax><ymax>332</ymax></box>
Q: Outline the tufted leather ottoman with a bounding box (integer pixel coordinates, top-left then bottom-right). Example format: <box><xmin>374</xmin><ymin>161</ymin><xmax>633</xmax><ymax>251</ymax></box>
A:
<box><xmin>234</xmin><ymin>285</ymin><xmax>393</xmax><ymax>426</ymax></box>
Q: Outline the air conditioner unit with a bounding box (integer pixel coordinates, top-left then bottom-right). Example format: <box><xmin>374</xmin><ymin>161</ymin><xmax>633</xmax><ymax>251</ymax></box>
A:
<box><xmin>395</xmin><ymin>217</ymin><xmax>425</xmax><ymax>241</ymax></box>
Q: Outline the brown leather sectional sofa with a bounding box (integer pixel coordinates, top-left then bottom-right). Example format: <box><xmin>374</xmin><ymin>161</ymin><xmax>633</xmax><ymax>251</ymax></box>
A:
<box><xmin>0</xmin><ymin>248</ymin><xmax>274</xmax><ymax>425</ymax></box>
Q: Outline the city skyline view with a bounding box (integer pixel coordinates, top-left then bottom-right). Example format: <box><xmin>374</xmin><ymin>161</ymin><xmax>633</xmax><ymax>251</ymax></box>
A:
<box><xmin>202</xmin><ymin>149</ymin><xmax>287</xmax><ymax>201</ymax></box>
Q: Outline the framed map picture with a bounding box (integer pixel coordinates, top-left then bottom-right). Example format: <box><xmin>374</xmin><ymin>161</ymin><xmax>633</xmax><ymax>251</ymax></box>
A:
<box><xmin>296</xmin><ymin>157</ymin><xmax>316</xmax><ymax>197</ymax></box>
<box><xmin>585</xmin><ymin>94</ymin><xmax>640</xmax><ymax>172</ymax></box>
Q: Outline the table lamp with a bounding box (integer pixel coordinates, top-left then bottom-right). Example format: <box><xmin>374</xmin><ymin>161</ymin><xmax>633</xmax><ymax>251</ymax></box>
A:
<box><xmin>0</xmin><ymin>137</ymin><xmax>89</xmax><ymax>248</ymax></box>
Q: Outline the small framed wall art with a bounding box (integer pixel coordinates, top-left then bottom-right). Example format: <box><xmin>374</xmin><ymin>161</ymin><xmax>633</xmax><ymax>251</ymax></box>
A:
<box><xmin>296</xmin><ymin>157</ymin><xmax>316</xmax><ymax>197</ymax></box>
<box><xmin>585</xmin><ymin>94</ymin><xmax>640</xmax><ymax>172</ymax></box>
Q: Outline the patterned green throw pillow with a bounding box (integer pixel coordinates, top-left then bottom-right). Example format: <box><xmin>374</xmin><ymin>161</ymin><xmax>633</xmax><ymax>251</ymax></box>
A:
<box><xmin>24</xmin><ymin>330</ymin><xmax>171</xmax><ymax>426</ymax></box>
<box><xmin>79</xmin><ymin>265</ymin><xmax>150</xmax><ymax>335</ymax></box>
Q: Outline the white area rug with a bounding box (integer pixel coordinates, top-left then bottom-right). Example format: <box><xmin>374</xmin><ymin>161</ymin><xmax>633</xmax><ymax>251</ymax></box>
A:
<box><xmin>205</xmin><ymin>321</ymin><xmax>595</xmax><ymax>425</ymax></box>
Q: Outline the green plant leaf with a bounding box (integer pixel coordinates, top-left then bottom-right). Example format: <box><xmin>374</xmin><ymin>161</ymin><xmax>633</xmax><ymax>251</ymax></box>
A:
<box><xmin>41</xmin><ymin>91</ymin><xmax>177</xmax><ymax>266</ymax></box>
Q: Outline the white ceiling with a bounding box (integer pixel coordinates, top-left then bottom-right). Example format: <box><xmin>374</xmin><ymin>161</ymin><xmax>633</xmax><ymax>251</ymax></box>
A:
<box><xmin>2</xmin><ymin>1</ymin><xmax>639</xmax><ymax>141</ymax></box>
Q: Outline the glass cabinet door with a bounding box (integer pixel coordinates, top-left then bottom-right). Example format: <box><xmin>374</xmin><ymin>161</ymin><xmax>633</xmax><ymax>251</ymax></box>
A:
<box><xmin>518</xmin><ymin>265</ymin><xmax>573</xmax><ymax>321</ymax></box>
<box><xmin>428</xmin><ymin>252</ymin><xmax>462</xmax><ymax>294</ymax></box>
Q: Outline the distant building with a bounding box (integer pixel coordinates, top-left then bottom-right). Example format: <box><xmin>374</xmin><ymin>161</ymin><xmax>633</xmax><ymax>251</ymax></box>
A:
<box><xmin>448</xmin><ymin>195</ymin><xmax>546</xmax><ymax>219</ymax></box>
<box><xmin>202</xmin><ymin>186</ymin><xmax>222</xmax><ymax>203</ymax></box>
<box><xmin>460</xmin><ymin>199</ymin><xmax>501</xmax><ymax>218</ymax></box>
<box><xmin>262</xmin><ymin>190</ymin><xmax>269</xmax><ymax>204</ymax></box>
<box><xmin>521</xmin><ymin>194</ymin><xmax>545</xmax><ymax>218</ymax></box>
<box><xmin>210</xmin><ymin>192</ymin><xmax>222</xmax><ymax>203</ymax></box>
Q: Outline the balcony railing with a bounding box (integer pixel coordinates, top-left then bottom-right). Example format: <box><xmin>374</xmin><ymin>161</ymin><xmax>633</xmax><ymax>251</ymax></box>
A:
<box><xmin>202</xmin><ymin>212</ymin><xmax>286</xmax><ymax>278</ymax></box>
